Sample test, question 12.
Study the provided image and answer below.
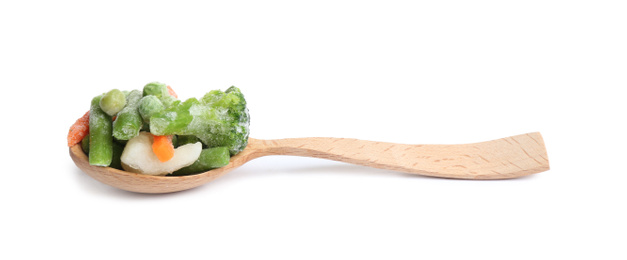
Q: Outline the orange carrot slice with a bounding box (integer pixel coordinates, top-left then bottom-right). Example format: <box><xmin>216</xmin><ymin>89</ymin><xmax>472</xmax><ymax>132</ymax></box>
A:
<box><xmin>167</xmin><ymin>85</ymin><xmax>178</xmax><ymax>98</ymax></box>
<box><xmin>68</xmin><ymin>111</ymin><xmax>90</xmax><ymax>147</ymax></box>
<box><xmin>152</xmin><ymin>135</ymin><xmax>175</xmax><ymax>162</ymax></box>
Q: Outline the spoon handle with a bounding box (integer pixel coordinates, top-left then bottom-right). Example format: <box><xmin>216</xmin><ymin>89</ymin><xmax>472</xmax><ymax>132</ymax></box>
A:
<box><xmin>250</xmin><ymin>132</ymin><xmax>549</xmax><ymax>179</ymax></box>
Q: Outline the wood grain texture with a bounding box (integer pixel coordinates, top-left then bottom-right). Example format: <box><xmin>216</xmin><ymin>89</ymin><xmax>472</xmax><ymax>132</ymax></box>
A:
<box><xmin>70</xmin><ymin>132</ymin><xmax>549</xmax><ymax>193</ymax></box>
<box><xmin>251</xmin><ymin>132</ymin><xmax>549</xmax><ymax>179</ymax></box>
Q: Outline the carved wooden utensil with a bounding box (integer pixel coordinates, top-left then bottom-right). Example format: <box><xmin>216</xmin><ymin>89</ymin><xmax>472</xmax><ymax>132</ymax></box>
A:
<box><xmin>70</xmin><ymin>132</ymin><xmax>549</xmax><ymax>193</ymax></box>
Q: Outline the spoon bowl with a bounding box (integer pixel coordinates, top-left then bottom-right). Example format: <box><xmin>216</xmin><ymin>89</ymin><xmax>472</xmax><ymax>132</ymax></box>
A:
<box><xmin>70</xmin><ymin>133</ymin><xmax>550</xmax><ymax>193</ymax></box>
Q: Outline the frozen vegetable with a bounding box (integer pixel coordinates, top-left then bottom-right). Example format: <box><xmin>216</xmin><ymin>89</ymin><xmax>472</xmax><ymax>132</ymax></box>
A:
<box><xmin>143</xmin><ymin>82</ymin><xmax>177</xmax><ymax>108</ymax></box>
<box><xmin>175</xmin><ymin>135</ymin><xmax>201</xmax><ymax>148</ymax></box>
<box><xmin>81</xmin><ymin>135</ymin><xmax>124</xmax><ymax>170</ymax></box>
<box><xmin>81</xmin><ymin>135</ymin><xmax>90</xmax><ymax>154</ymax></box>
<box><xmin>89</xmin><ymin>95</ymin><xmax>113</xmax><ymax>166</ymax></box>
<box><xmin>138</xmin><ymin>95</ymin><xmax>165</xmax><ymax>124</ymax></box>
<box><xmin>171</xmin><ymin>146</ymin><xmax>230</xmax><ymax>176</ymax></box>
<box><xmin>120</xmin><ymin>132</ymin><xmax>202</xmax><ymax>176</ymax></box>
<box><xmin>69</xmin><ymin>83</ymin><xmax>249</xmax><ymax>176</ymax></box>
<box><xmin>112</xmin><ymin>90</ymin><xmax>143</xmax><ymax>140</ymax></box>
<box><xmin>150</xmin><ymin>86</ymin><xmax>250</xmax><ymax>155</ymax></box>
<box><xmin>99</xmin><ymin>89</ymin><xmax>126</xmax><ymax>116</ymax></box>
<box><xmin>152</xmin><ymin>134</ymin><xmax>175</xmax><ymax>162</ymax></box>
<box><xmin>167</xmin><ymin>85</ymin><xmax>178</xmax><ymax>98</ymax></box>
<box><xmin>68</xmin><ymin>111</ymin><xmax>90</xmax><ymax>147</ymax></box>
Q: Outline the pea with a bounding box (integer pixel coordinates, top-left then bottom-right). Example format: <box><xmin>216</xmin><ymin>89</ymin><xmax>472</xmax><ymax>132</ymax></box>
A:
<box><xmin>99</xmin><ymin>89</ymin><xmax>127</xmax><ymax>116</ymax></box>
<box><xmin>138</xmin><ymin>95</ymin><xmax>165</xmax><ymax>123</ymax></box>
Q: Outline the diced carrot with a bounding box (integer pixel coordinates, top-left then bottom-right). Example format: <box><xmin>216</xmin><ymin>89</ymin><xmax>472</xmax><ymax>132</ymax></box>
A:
<box><xmin>68</xmin><ymin>111</ymin><xmax>90</xmax><ymax>147</ymax></box>
<box><xmin>152</xmin><ymin>135</ymin><xmax>175</xmax><ymax>162</ymax></box>
<box><xmin>167</xmin><ymin>85</ymin><xmax>178</xmax><ymax>98</ymax></box>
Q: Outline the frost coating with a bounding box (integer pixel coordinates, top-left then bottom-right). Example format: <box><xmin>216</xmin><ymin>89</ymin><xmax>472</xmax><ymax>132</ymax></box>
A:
<box><xmin>138</xmin><ymin>95</ymin><xmax>165</xmax><ymax>123</ymax></box>
<box><xmin>89</xmin><ymin>95</ymin><xmax>113</xmax><ymax>166</ymax></box>
<box><xmin>149</xmin><ymin>87</ymin><xmax>250</xmax><ymax>155</ymax></box>
<box><xmin>112</xmin><ymin>90</ymin><xmax>143</xmax><ymax>140</ymax></box>
<box><xmin>99</xmin><ymin>89</ymin><xmax>126</xmax><ymax>116</ymax></box>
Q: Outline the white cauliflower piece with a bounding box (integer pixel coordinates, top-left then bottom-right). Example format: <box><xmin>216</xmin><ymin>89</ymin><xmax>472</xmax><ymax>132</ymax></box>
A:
<box><xmin>121</xmin><ymin>132</ymin><xmax>202</xmax><ymax>176</ymax></box>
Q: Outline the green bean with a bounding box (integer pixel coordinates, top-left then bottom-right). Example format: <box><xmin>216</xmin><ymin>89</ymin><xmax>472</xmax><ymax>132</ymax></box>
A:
<box><xmin>140</xmin><ymin>123</ymin><xmax>150</xmax><ymax>132</ymax></box>
<box><xmin>114</xmin><ymin>137</ymin><xmax>128</xmax><ymax>145</ymax></box>
<box><xmin>174</xmin><ymin>135</ymin><xmax>201</xmax><ymax>148</ymax></box>
<box><xmin>99</xmin><ymin>89</ymin><xmax>126</xmax><ymax>116</ymax></box>
<box><xmin>109</xmin><ymin>142</ymin><xmax>125</xmax><ymax>170</ymax></box>
<box><xmin>138</xmin><ymin>95</ymin><xmax>165</xmax><ymax>123</ymax></box>
<box><xmin>89</xmin><ymin>95</ymin><xmax>113</xmax><ymax>166</ymax></box>
<box><xmin>81</xmin><ymin>135</ymin><xmax>90</xmax><ymax>154</ymax></box>
<box><xmin>112</xmin><ymin>90</ymin><xmax>143</xmax><ymax>140</ymax></box>
<box><xmin>170</xmin><ymin>135</ymin><xmax>178</xmax><ymax>147</ymax></box>
<box><xmin>170</xmin><ymin>147</ymin><xmax>230</xmax><ymax>176</ymax></box>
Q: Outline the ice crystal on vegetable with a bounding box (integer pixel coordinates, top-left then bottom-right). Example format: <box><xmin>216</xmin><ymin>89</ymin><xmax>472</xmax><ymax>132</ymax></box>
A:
<box><xmin>150</xmin><ymin>87</ymin><xmax>250</xmax><ymax>155</ymax></box>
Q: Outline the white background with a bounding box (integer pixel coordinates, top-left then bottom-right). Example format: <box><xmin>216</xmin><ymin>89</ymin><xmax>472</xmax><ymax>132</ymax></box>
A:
<box><xmin>1</xmin><ymin>0</ymin><xmax>625</xmax><ymax>259</ymax></box>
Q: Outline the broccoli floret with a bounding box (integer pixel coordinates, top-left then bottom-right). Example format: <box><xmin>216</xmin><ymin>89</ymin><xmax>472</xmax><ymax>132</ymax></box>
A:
<box><xmin>149</xmin><ymin>86</ymin><xmax>250</xmax><ymax>155</ymax></box>
<box><xmin>197</xmin><ymin>86</ymin><xmax>250</xmax><ymax>154</ymax></box>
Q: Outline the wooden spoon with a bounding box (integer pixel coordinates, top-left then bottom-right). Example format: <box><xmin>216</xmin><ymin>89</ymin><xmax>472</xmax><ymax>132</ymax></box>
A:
<box><xmin>70</xmin><ymin>132</ymin><xmax>549</xmax><ymax>193</ymax></box>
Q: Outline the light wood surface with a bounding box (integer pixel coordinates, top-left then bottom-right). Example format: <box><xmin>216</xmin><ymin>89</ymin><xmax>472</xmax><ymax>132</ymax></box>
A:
<box><xmin>70</xmin><ymin>132</ymin><xmax>550</xmax><ymax>193</ymax></box>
